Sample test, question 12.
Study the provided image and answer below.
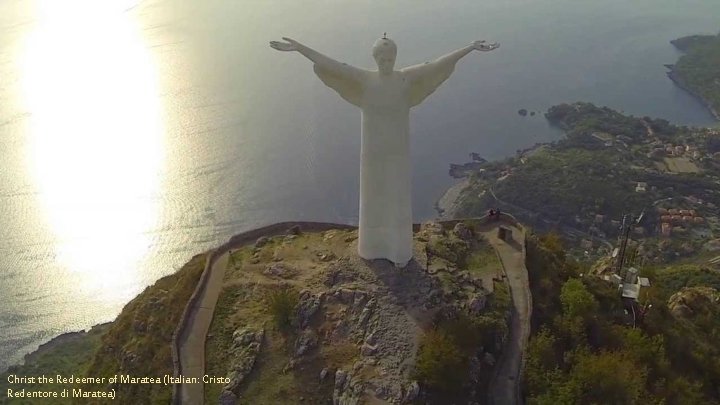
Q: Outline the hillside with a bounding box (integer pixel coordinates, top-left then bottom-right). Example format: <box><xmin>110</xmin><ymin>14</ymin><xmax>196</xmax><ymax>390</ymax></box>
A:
<box><xmin>443</xmin><ymin>102</ymin><xmax>720</xmax><ymax>262</ymax></box>
<box><xmin>0</xmin><ymin>252</ymin><xmax>207</xmax><ymax>404</ymax></box>
<box><xmin>2</xmin><ymin>221</ymin><xmax>516</xmax><ymax>405</ymax></box>
<box><xmin>0</xmin><ymin>324</ymin><xmax>110</xmax><ymax>405</ymax></box>
<box><xmin>523</xmin><ymin>233</ymin><xmax>720</xmax><ymax>404</ymax></box>
<box><xmin>668</xmin><ymin>32</ymin><xmax>720</xmax><ymax>119</ymax></box>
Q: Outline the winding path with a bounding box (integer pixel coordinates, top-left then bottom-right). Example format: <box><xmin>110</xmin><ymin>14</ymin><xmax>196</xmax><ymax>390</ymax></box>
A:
<box><xmin>478</xmin><ymin>219</ymin><xmax>531</xmax><ymax>405</ymax></box>
<box><xmin>176</xmin><ymin>252</ymin><xmax>229</xmax><ymax>405</ymax></box>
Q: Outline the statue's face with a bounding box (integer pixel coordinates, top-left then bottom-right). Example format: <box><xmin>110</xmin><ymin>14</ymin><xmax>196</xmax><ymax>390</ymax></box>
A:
<box><xmin>372</xmin><ymin>38</ymin><xmax>397</xmax><ymax>74</ymax></box>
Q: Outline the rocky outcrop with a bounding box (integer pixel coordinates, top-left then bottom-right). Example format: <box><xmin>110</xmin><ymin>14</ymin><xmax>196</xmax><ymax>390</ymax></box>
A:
<box><xmin>668</xmin><ymin>287</ymin><xmax>720</xmax><ymax>319</ymax></box>
<box><xmin>209</xmin><ymin>222</ymin><xmax>513</xmax><ymax>404</ymax></box>
<box><xmin>452</xmin><ymin>222</ymin><xmax>474</xmax><ymax>241</ymax></box>
<box><xmin>295</xmin><ymin>290</ymin><xmax>323</xmax><ymax>329</ymax></box>
<box><xmin>263</xmin><ymin>263</ymin><xmax>298</xmax><ymax>279</ymax></box>
<box><xmin>220</xmin><ymin>327</ymin><xmax>265</xmax><ymax>402</ymax></box>
<box><xmin>449</xmin><ymin>162</ymin><xmax>485</xmax><ymax>179</ymax></box>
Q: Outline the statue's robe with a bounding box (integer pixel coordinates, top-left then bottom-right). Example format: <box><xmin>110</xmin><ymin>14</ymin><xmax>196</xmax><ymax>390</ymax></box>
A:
<box><xmin>313</xmin><ymin>58</ymin><xmax>457</xmax><ymax>265</ymax></box>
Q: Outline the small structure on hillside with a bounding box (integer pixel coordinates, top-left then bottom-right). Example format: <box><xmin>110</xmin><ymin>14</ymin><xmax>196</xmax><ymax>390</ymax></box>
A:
<box><xmin>498</xmin><ymin>226</ymin><xmax>513</xmax><ymax>242</ymax></box>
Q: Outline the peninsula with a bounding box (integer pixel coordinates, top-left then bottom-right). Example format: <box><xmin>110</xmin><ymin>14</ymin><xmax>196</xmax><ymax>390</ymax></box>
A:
<box><xmin>666</xmin><ymin>32</ymin><xmax>720</xmax><ymax>119</ymax></box>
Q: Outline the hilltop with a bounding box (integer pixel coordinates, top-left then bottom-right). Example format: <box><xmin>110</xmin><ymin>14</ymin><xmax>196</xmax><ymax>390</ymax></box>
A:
<box><xmin>203</xmin><ymin>222</ymin><xmax>515</xmax><ymax>404</ymax></box>
<box><xmin>2</xmin><ymin>221</ymin><xmax>520</xmax><ymax>405</ymax></box>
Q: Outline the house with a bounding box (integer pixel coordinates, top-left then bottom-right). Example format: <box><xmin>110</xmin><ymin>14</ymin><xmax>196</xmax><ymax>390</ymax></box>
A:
<box><xmin>635</xmin><ymin>182</ymin><xmax>647</xmax><ymax>192</ymax></box>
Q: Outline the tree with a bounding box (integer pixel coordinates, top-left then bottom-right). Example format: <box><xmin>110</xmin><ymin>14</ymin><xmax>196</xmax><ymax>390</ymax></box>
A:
<box><xmin>570</xmin><ymin>351</ymin><xmax>648</xmax><ymax>405</ymax></box>
<box><xmin>414</xmin><ymin>330</ymin><xmax>468</xmax><ymax>392</ymax></box>
<box><xmin>560</xmin><ymin>278</ymin><xmax>598</xmax><ymax>319</ymax></box>
<box><xmin>525</xmin><ymin>329</ymin><xmax>560</xmax><ymax>395</ymax></box>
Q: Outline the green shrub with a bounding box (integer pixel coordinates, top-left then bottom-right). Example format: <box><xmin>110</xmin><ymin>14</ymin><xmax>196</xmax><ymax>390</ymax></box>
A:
<box><xmin>267</xmin><ymin>286</ymin><xmax>299</xmax><ymax>331</ymax></box>
<box><xmin>414</xmin><ymin>330</ymin><xmax>468</xmax><ymax>392</ymax></box>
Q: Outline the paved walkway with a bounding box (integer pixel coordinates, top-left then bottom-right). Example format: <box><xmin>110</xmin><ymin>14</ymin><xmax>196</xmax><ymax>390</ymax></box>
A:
<box><xmin>177</xmin><ymin>252</ymin><xmax>229</xmax><ymax>405</ymax></box>
<box><xmin>478</xmin><ymin>221</ymin><xmax>531</xmax><ymax>405</ymax></box>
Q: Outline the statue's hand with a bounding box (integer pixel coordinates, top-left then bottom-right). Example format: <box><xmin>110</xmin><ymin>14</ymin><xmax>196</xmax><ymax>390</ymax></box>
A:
<box><xmin>270</xmin><ymin>37</ymin><xmax>300</xmax><ymax>52</ymax></box>
<box><xmin>473</xmin><ymin>40</ymin><xmax>500</xmax><ymax>52</ymax></box>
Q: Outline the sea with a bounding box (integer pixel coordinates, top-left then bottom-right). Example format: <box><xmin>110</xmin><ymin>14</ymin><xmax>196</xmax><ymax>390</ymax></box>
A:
<box><xmin>1</xmin><ymin>0</ymin><xmax>718</xmax><ymax>371</ymax></box>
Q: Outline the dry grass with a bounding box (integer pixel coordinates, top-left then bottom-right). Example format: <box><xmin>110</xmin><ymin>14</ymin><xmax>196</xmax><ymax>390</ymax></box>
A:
<box><xmin>82</xmin><ymin>252</ymin><xmax>208</xmax><ymax>404</ymax></box>
<box><xmin>663</xmin><ymin>157</ymin><xmax>701</xmax><ymax>173</ymax></box>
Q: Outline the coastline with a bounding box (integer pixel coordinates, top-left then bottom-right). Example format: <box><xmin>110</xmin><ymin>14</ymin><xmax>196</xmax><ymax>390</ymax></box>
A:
<box><xmin>2</xmin><ymin>323</ymin><xmax>112</xmax><ymax>374</ymax></box>
<box><xmin>435</xmin><ymin>178</ymin><xmax>469</xmax><ymax>219</ymax></box>
<box><xmin>665</xmin><ymin>67</ymin><xmax>720</xmax><ymax>121</ymax></box>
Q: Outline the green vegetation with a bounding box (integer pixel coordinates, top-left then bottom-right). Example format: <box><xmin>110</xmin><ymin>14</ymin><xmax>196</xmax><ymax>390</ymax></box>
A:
<box><xmin>416</xmin><ymin>295</ymin><xmax>510</xmax><ymax>401</ymax></box>
<box><xmin>492</xmin><ymin>147</ymin><xmax>653</xmax><ymax>222</ymax></box>
<box><xmin>647</xmin><ymin>264</ymin><xmax>720</xmax><ymax>296</ymax></box>
<box><xmin>451</xmin><ymin>102</ymin><xmax>720</xmax><ymax>265</ymax></box>
<box><xmin>670</xmin><ymin>33</ymin><xmax>720</xmax><ymax>118</ymax></box>
<box><xmin>427</xmin><ymin>233</ymin><xmax>471</xmax><ymax>266</ymax></box>
<box><xmin>267</xmin><ymin>285</ymin><xmax>299</xmax><ymax>331</ymax></box>
<box><xmin>0</xmin><ymin>324</ymin><xmax>110</xmax><ymax>405</ymax></box>
<box><xmin>0</xmin><ymin>252</ymin><xmax>208</xmax><ymax>405</ymax></box>
<box><xmin>523</xmin><ymin>234</ymin><xmax>720</xmax><ymax>404</ymax></box>
<box><xmin>81</xmin><ymin>252</ymin><xmax>208</xmax><ymax>404</ymax></box>
<box><xmin>415</xmin><ymin>329</ymin><xmax>468</xmax><ymax>392</ymax></box>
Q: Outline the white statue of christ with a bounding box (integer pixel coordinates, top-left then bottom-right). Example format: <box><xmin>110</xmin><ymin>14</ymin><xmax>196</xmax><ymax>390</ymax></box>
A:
<box><xmin>270</xmin><ymin>35</ymin><xmax>499</xmax><ymax>267</ymax></box>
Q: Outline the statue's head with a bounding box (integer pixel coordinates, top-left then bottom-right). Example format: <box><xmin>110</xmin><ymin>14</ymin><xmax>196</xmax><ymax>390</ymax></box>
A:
<box><xmin>372</xmin><ymin>36</ymin><xmax>397</xmax><ymax>75</ymax></box>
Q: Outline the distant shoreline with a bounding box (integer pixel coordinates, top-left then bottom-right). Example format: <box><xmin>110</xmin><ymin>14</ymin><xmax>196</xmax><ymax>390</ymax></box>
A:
<box><xmin>666</xmin><ymin>66</ymin><xmax>720</xmax><ymax>121</ymax></box>
<box><xmin>666</xmin><ymin>35</ymin><xmax>720</xmax><ymax>121</ymax></box>
<box><xmin>3</xmin><ymin>323</ymin><xmax>112</xmax><ymax>374</ymax></box>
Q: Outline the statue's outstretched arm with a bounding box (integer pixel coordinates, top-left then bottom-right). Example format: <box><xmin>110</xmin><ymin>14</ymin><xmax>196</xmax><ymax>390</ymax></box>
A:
<box><xmin>270</xmin><ymin>37</ymin><xmax>366</xmax><ymax>80</ymax></box>
<box><xmin>402</xmin><ymin>41</ymin><xmax>499</xmax><ymax>79</ymax></box>
<box><xmin>402</xmin><ymin>40</ymin><xmax>499</xmax><ymax>107</ymax></box>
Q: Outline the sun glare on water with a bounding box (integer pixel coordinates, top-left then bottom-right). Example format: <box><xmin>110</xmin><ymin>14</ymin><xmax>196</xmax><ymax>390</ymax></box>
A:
<box><xmin>20</xmin><ymin>0</ymin><xmax>165</xmax><ymax>300</ymax></box>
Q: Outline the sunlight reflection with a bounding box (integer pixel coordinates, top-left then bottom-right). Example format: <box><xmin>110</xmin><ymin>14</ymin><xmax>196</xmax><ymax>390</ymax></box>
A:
<box><xmin>20</xmin><ymin>0</ymin><xmax>164</xmax><ymax>299</ymax></box>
